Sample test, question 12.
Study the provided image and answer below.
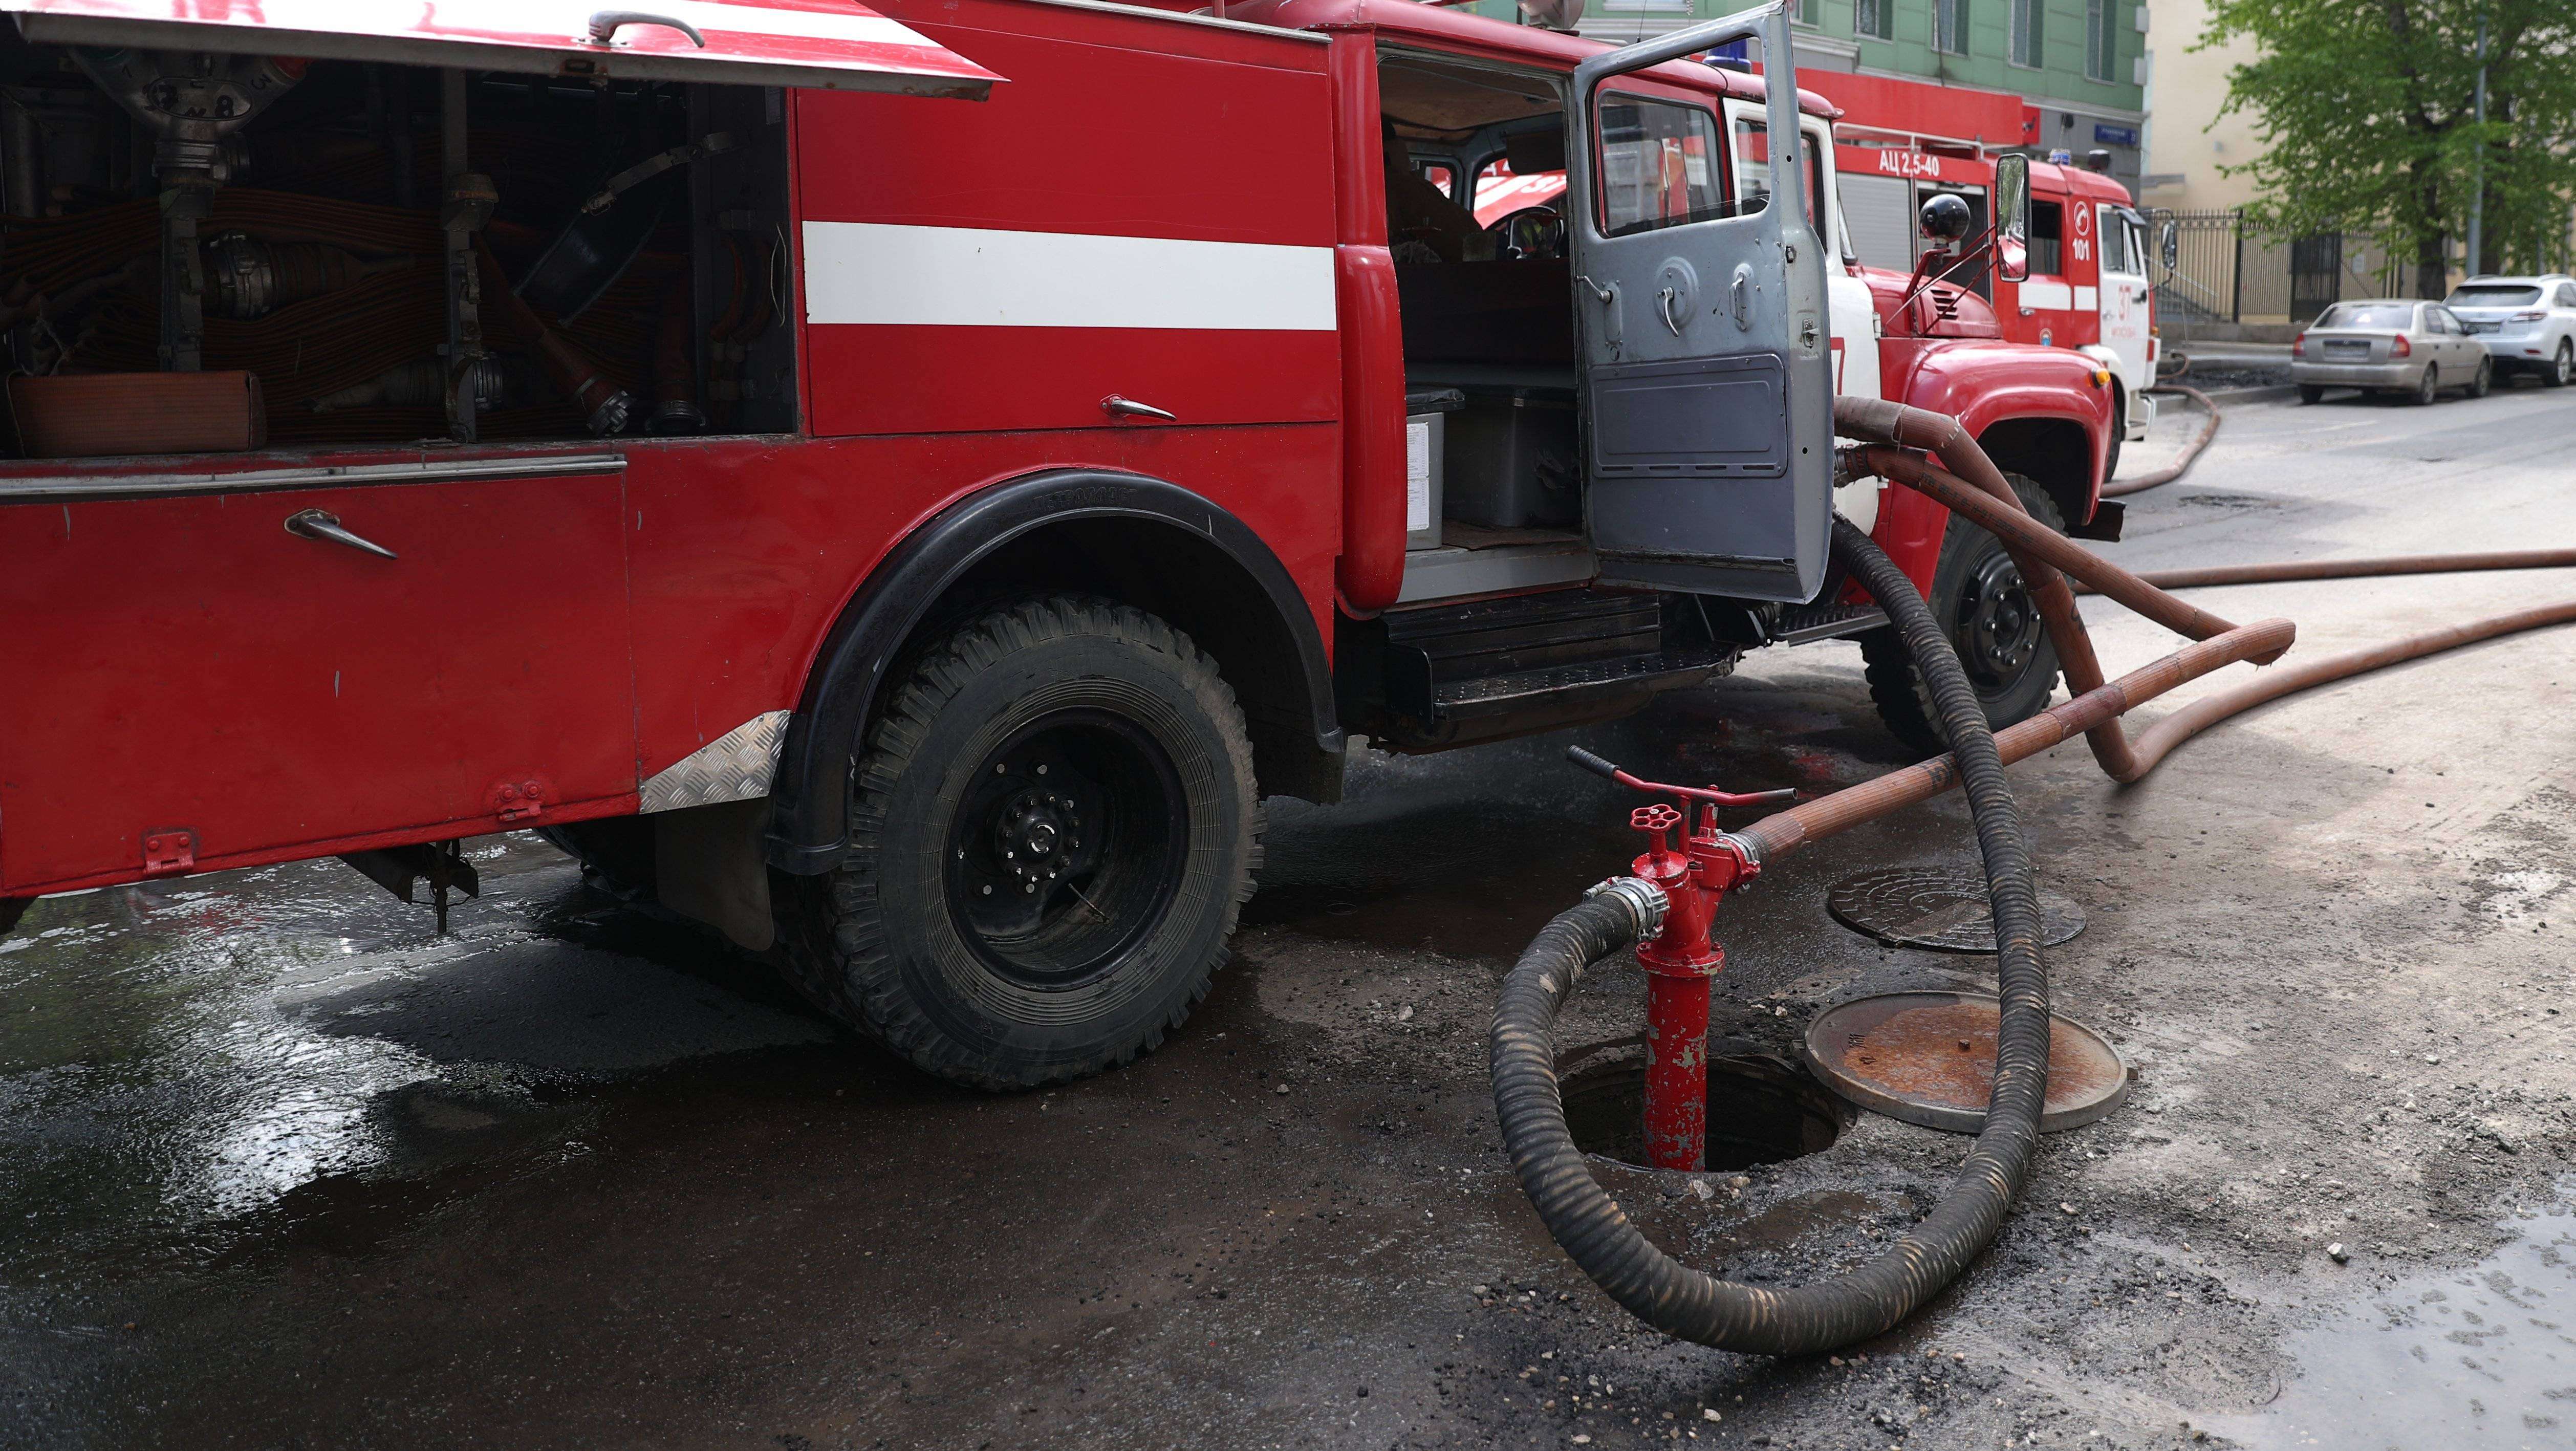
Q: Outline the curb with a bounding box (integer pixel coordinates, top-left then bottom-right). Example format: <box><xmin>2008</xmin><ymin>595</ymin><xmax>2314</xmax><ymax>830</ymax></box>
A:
<box><xmin>2195</xmin><ymin>383</ymin><xmax>2296</xmax><ymax>406</ymax></box>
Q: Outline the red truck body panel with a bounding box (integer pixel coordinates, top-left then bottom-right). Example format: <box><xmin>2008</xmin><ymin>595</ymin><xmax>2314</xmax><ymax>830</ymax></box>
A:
<box><xmin>0</xmin><ymin>0</ymin><xmax>2110</xmax><ymax>901</ymax></box>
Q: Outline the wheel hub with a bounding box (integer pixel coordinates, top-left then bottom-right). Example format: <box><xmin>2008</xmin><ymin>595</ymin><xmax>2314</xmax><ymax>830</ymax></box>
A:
<box><xmin>942</xmin><ymin>711</ymin><xmax>1188</xmax><ymax>986</ymax></box>
<box><xmin>1954</xmin><ymin>552</ymin><xmax>2040</xmax><ymax>686</ymax></box>
<box><xmin>991</xmin><ymin>789</ymin><xmax>1079</xmax><ymax>894</ymax></box>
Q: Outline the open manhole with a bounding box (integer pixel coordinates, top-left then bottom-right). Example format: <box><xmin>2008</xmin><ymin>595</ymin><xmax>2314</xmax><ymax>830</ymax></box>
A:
<box><xmin>1802</xmin><ymin>991</ymin><xmax>2130</xmax><ymax>1134</ymax></box>
<box><xmin>1827</xmin><ymin>867</ymin><xmax>2086</xmax><ymax>952</ymax></box>
<box><xmin>1560</xmin><ymin>1039</ymin><xmax>1847</xmax><ymax>1171</ymax></box>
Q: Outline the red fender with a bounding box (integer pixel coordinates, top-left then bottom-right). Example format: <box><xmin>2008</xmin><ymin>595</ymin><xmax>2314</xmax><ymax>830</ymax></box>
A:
<box><xmin>1861</xmin><ymin>336</ymin><xmax>2115</xmax><ymax>598</ymax></box>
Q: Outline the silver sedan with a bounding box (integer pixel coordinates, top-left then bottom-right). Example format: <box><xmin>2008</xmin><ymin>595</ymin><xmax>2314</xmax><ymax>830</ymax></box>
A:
<box><xmin>2291</xmin><ymin>299</ymin><xmax>2493</xmax><ymax>404</ymax></box>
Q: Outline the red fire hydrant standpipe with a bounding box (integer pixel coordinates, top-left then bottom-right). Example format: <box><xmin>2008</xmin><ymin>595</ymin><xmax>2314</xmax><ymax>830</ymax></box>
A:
<box><xmin>1490</xmin><ymin>396</ymin><xmax>2576</xmax><ymax>1356</ymax></box>
<box><xmin>1563</xmin><ymin>750</ymin><xmax>1791</xmax><ymax>1173</ymax></box>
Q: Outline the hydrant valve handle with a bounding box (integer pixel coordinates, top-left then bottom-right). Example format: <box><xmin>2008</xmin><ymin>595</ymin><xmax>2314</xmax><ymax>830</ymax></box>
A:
<box><xmin>1565</xmin><ymin>746</ymin><xmax>1800</xmax><ymax>811</ymax></box>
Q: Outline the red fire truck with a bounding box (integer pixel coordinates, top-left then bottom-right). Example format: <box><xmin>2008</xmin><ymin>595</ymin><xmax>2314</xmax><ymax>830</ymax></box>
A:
<box><xmin>1833</xmin><ymin>142</ymin><xmax>2160</xmax><ymax>472</ymax></box>
<box><xmin>1</xmin><ymin>0</ymin><xmax>2109</xmax><ymax>1087</ymax></box>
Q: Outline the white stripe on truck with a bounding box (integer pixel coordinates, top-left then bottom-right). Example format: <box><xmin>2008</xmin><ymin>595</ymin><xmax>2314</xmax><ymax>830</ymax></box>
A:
<box><xmin>2017</xmin><ymin>278</ymin><xmax>2074</xmax><ymax>310</ymax></box>
<box><xmin>802</xmin><ymin>221</ymin><xmax>1338</xmax><ymax>331</ymax></box>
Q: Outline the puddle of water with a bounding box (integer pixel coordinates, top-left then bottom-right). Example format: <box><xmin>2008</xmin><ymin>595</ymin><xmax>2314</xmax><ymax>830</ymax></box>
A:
<box><xmin>2210</xmin><ymin>1201</ymin><xmax>2576</xmax><ymax>1450</ymax></box>
<box><xmin>0</xmin><ymin>835</ymin><xmax>830</xmax><ymax>1276</ymax></box>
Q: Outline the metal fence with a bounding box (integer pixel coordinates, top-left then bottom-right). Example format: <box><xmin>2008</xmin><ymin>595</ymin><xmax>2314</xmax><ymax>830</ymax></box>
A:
<box><xmin>2151</xmin><ymin>208</ymin><xmax>2417</xmax><ymax>326</ymax></box>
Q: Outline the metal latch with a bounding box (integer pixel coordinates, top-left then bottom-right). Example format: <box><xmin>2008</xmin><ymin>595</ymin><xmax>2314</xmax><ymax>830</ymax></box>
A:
<box><xmin>142</xmin><ymin>828</ymin><xmax>198</xmax><ymax>876</ymax></box>
<box><xmin>490</xmin><ymin>776</ymin><xmax>554</xmax><ymax>822</ymax></box>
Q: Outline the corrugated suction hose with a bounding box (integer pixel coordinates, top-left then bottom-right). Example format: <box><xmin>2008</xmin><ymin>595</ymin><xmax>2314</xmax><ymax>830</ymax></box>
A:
<box><xmin>1487</xmin><ymin>518</ymin><xmax>2052</xmax><ymax>1356</ymax></box>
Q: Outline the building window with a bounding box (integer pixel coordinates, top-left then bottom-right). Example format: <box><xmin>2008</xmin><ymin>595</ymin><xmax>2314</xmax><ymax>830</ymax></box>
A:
<box><xmin>1794</xmin><ymin>0</ymin><xmax>1819</xmax><ymax>24</ymax></box>
<box><xmin>1934</xmin><ymin>0</ymin><xmax>1968</xmax><ymax>54</ymax></box>
<box><xmin>1855</xmin><ymin>0</ymin><xmax>1892</xmax><ymax>41</ymax></box>
<box><xmin>2086</xmin><ymin>0</ymin><xmax>2117</xmax><ymax>80</ymax></box>
<box><xmin>2009</xmin><ymin>0</ymin><xmax>2043</xmax><ymax>67</ymax></box>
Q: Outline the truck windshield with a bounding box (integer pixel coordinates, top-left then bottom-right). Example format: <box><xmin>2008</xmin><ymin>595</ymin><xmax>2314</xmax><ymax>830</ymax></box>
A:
<box><xmin>2446</xmin><ymin>285</ymin><xmax>2543</xmax><ymax>307</ymax></box>
<box><xmin>2315</xmin><ymin>302</ymin><xmax>2419</xmax><ymax>329</ymax></box>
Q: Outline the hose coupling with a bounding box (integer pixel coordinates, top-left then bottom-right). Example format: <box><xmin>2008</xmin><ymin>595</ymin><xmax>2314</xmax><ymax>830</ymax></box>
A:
<box><xmin>1708</xmin><ymin>832</ymin><xmax>1763</xmax><ymax>878</ymax></box>
<box><xmin>1583</xmin><ymin>876</ymin><xmax>1669</xmax><ymax>941</ymax></box>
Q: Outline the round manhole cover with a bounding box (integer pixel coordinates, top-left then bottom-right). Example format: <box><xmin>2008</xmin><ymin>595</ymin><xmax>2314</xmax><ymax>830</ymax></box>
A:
<box><xmin>1802</xmin><ymin>991</ymin><xmax>2130</xmax><ymax>1134</ymax></box>
<box><xmin>1826</xmin><ymin>867</ymin><xmax>2086</xmax><ymax>952</ymax></box>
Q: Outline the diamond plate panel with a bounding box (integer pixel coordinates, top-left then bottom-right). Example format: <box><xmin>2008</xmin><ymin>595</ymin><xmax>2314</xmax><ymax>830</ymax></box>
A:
<box><xmin>639</xmin><ymin>710</ymin><xmax>791</xmax><ymax>814</ymax></box>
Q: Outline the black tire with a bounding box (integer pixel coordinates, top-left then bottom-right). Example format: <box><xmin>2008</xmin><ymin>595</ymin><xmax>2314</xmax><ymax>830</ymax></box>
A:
<box><xmin>774</xmin><ymin>595</ymin><xmax>1261</xmax><ymax>1089</ymax></box>
<box><xmin>2547</xmin><ymin>340</ymin><xmax>2573</xmax><ymax>388</ymax></box>
<box><xmin>2467</xmin><ymin>357</ymin><xmax>2493</xmax><ymax>399</ymax></box>
<box><xmin>2297</xmin><ymin>384</ymin><xmax>2324</xmax><ymax>405</ymax></box>
<box><xmin>2414</xmin><ymin>364</ymin><xmax>2439</xmax><ymax>405</ymax></box>
<box><xmin>1861</xmin><ymin>472</ymin><xmax>2065</xmax><ymax>757</ymax></box>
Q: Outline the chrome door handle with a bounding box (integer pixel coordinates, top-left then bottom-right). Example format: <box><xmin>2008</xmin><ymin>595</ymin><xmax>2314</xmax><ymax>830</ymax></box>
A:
<box><xmin>587</xmin><ymin>10</ymin><xmax>706</xmax><ymax>47</ymax></box>
<box><xmin>1101</xmin><ymin>395</ymin><xmax>1177</xmax><ymax>421</ymax></box>
<box><xmin>285</xmin><ymin>508</ymin><xmax>398</xmax><ymax>560</ymax></box>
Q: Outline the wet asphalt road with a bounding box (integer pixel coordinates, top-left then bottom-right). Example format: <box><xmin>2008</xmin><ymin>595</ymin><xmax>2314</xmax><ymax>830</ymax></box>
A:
<box><xmin>6</xmin><ymin>378</ymin><xmax>2576</xmax><ymax>1450</ymax></box>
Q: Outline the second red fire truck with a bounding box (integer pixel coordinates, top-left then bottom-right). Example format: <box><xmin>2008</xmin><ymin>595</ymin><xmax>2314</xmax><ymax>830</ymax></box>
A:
<box><xmin>2</xmin><ymin>0</ymin><xmax>2111</xmax><ymax>1087</ymax></box>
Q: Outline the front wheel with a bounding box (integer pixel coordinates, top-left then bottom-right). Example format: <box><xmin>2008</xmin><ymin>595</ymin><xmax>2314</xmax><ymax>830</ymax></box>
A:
<box><xmin>2467</xmin><ymin>357</ymin><xmax>2493</xmax><ymax>399</ymax></box>
<box><xmin>774</xmin><ymin>596</ymin><xmax>1261</xmax><ymax>1089</ymax></box>
<box><xmin>1861</xmin><ymin>472</ymin><xmax>2066</xmax><ymax>757</ymax></box>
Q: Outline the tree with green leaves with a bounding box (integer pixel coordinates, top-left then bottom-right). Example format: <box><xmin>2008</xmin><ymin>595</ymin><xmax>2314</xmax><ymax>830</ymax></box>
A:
<box><xmin>2201</xmin><ymin>0</ymin><xmax>2576</xmax><ymax>297</ymax></box>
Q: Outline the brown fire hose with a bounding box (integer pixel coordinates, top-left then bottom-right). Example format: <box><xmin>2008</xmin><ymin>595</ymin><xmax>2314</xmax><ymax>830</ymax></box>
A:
<box><xmin>2079</xmin><ymin>547</ymin><xmax>2576</xmax><ymax>594</ymax></box>
<box><xmin>2101</xmin><ymin>383</ymin><xmax>2220</xmax><ymax>499</ymax></box>
<box><xmin>1495</xmin><ymin>395</ymin><xmax>2574</xmax><ymax>1360</ymax></box>
<box><xmin>1766</xmin><ymin>395</ymin><xmax>2576</xmax><ymax>856</ymax></box>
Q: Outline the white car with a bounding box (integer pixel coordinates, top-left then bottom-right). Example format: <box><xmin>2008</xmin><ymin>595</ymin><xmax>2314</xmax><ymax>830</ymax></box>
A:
<box><xmin>2442</xmin><ymin>274</ymin><xmax>2576</xmax><ymax>387</ymax></box>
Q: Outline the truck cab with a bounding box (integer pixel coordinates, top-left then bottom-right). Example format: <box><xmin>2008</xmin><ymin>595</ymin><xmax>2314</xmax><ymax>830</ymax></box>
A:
<box><xmin>1835</xmin><ymin>142</ymin><xmax>2157</xmax><ymax>454</ymax></box>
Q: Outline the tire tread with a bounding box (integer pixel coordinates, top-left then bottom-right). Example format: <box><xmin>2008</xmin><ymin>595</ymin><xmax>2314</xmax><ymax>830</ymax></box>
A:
<box><xmin>1861</xmin><ymin>472</ymin><xmax>2066</xmax><ymax>756</ymax></box>
<box><xmin>772</xmin><ymin>595</ymin><xmax>1261</xmax><ymax>1090</ymax></box>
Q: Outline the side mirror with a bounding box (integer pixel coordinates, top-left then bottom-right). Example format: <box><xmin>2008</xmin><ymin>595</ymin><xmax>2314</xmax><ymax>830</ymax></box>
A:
<box><xmin>2158</xmin><ymin>215</ymin><xmax>2179</xmax><ymax>271</ymax></box>
<box><xmin>1992</xmin><ymin>152</ymin><xmax>2030</xmax><ymax>284</ymax></box>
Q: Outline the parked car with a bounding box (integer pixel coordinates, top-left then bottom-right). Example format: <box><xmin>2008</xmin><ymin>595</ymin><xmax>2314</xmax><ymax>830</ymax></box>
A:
<box><xmin>2442</xmin><ymin>274</ymin><xmax>2576</xmax><ymax>387</ymax></box>
<box><xmin>2291</xmin><ymin>300</ymin><xmax>2491</xmax><ymax>405</ymax></box>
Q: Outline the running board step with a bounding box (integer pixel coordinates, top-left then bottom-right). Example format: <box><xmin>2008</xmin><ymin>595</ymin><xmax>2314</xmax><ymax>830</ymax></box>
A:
<box><xmin>1771</xmin><ymin>602</ymin><xmax>1889</xmax><ymax>645</ymax></box>
<box><xmin>1379</xmin><ymin>590</ymin><xmax>1727</xmax><ymax>721</ymax></box>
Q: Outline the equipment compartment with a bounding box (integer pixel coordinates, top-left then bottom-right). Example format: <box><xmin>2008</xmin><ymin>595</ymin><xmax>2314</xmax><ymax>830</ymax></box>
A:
<box><xmin>1443</xmin><ymin>385</ymin><xmax>1579</xmax><ymax>530</ymax></box>
<box><xmin>0</xmin><ymin>40</ymin><xmax>795</xmax><ymax>457</ymax></box>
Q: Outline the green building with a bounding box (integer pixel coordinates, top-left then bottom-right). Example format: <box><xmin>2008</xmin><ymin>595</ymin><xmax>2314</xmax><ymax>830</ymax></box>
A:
<box><xmin>1466</xmin><ymin>0</ymin><xmax>2150</xmax><ymax>194</ymax></box>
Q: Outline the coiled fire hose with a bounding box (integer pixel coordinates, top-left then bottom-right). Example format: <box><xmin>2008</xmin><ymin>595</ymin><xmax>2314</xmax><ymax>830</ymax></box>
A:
<box><xmin>1491</xmin><ymin>395</ymin><xmax>2576</xmax><ymax>1356</ymax></box>
<box><xmin>1491</xmin><ymin>516</ymin><xmax>2051</xmax><ymax>1356</ymax></box>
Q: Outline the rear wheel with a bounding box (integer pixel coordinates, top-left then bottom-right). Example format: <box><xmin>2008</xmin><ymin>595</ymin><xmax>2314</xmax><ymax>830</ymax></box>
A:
<box><xmin>2468</xmin><ymin>357</ymin><xmax>2493</xmax><ymax>399</ymax></box>
<box><xmin>2547</xmin><ymin>340</ymin><xmax>2573</xmax><ymax>388</ymax></box>
<box><xmin>1861</xmin><ymin>472</ymin><xmax>2065</xmax><ymax>757</ymax></box>
<box><xmin>774</xmin><ymin>595</ymin><xmax>1260</xmax><ymax>1089</ymax></box>
<box><xmin>2297</xmin><ymin>384</ymin><xmax>2324</xmax><ymax>405</ymax></box>
<box><xmin>2413</xmin><ymin>364</ymin><xmax>2440</xmax><ymax>405</ymax></box>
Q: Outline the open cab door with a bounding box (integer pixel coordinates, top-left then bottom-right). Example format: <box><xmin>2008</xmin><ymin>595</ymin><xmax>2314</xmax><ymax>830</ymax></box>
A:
<box><xmin>1567</xmin><ymin>3</ymin><xmax>1833</xmax><ymax>601</ymax></box>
